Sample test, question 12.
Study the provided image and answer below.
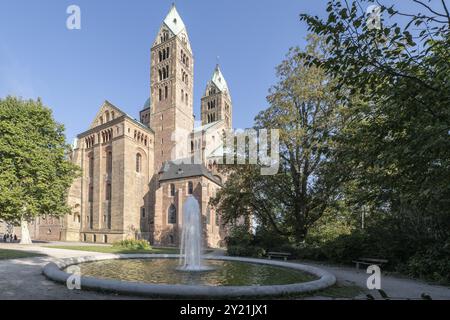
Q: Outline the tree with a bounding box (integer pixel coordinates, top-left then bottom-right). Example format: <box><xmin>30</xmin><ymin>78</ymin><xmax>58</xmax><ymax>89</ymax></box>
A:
<box><xmin>300</xmin><ymin>0</ymin><xmax>450</xmax><ymax>243</ymax></box>
<box><xmin>212</xmin><ymin>36</ymin><xmax>340</xmax><ymax>243</ymax></box>
<box><xmin>297</xmin><ymin>1</ymin><xmax>450</xmax><ymax>281</ymax></box>
<box><xmin>0</xmin><ymin>97</ymin><xmax>79</xmax><ymax>243</ymax></box>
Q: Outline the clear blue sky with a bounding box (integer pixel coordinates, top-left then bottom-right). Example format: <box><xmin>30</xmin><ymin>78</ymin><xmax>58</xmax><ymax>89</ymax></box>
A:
<box><xmin>0</xmin><ymin>0</ymin><xmax>427</xmax><ymax>142</ymax></box>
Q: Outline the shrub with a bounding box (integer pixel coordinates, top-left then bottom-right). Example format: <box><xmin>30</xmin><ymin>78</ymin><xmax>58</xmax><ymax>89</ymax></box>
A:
<box><xmin>227</xmin><ymin>245</ymin><xmax>266</xmax><ymax>258</ymax></box>
<box><xmin>225</xmin><ymin>225</ymin><xmax>254</xmax><ymax>247</ymax></box>
<box><xmin>402</xmin><ymin>242</ymin><xmax>450</xmax><ymax>284</ymax></box>
<box><xmin>113</xmin><ymin>239</ymin><xmax>151</xmax><ymax>250</ymax></box>
<box><xmin>253</xmin><ymin>227</ymin><xmax>289</xmax><ymax>252</ymax></box>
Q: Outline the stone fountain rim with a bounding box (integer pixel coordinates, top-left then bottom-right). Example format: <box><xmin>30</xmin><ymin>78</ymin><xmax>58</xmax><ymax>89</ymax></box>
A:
<box><xmin>42</xmin><ymin>254</ymin><xmax>336</xmax><ymax>298</ymax></box>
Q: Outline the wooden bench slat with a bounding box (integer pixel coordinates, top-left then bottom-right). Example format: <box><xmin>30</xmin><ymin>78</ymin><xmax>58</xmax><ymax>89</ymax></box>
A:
<box><xmin>359</xmin><ymin>258</ymin><xmax>389</xmax><ymax>263</ymax></box>
<box><xmin>268</xmin><ymin>252</ymin><xmax>291</xmax><ymax>256</ymax></box>
<box><xmin>353</xmin><ymin>257</ymin><xmax>389</xmax><ymax>270</ymax></box>
<box><xmin>267</xmin><ymin>252</ymin><xmax>291</xmax><ymax>261</ymax></box>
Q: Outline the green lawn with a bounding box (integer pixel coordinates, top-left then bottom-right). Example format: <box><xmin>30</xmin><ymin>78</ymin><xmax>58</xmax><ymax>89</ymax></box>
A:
<box><xmin>0</xmin><ymin>249</ymin><xmax>45</xmax><ymax>260</ymax></box>
<box><xmin>45</xmin><ymin>245</ymin><xmax>180</xmax><ymax>255</ymax></box>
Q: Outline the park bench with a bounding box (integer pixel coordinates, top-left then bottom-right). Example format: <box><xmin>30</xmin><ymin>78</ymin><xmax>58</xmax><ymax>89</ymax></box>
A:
<box><xmin>352</xmin><ymin>257</ymin><xmax>389</xmax><ymax>270</ymax></box>
<box><xmin>267</xmin><ymin>252</ymin><xmax>291</xmax><ymax>261</ymax></box>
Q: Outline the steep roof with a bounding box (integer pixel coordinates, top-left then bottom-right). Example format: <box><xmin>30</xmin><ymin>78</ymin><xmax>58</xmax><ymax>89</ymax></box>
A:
<box><xmin>159</xmin><ymin>161</ymin><xmax>222</xmax><ymax>185</ymax></box>
<box><xmin>163</xmin><ymin>4</ymin><xmax>186</xmax><ymax>36</ymax></box>
<box><xmin>210</xmin><ymin>64</ymin><xmax>229</xmax><ymax>93</ymax></box>
<box><xmin>143</xmin><ymin>97</ymin><xmax>151</xmax><ymax>110</ymax></box>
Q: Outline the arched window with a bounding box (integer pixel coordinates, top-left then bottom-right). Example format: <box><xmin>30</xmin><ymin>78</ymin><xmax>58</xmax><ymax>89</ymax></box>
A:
<box><xmin>191</xmin><ymin>141</ymin><xmax>194</xmax><ymax>153</ymax></box>
<box><xmin>170</xmin><ymin>184</ymin><xmax>175</xmax><ymax>197</ymax></box>
<box><xmin>181</xmin><ymin>89</ymin><xmax>184</xmax><ymax>101</ymax></box>
<box><xmin>206</xmin><ymin>206</ymin><xmax>211</xmax><ymax>225</ymax></box>
<box><xmin>105</xmin><ymin>111</ymin><xmax>110</xmax><ymax>122</ymax></box>
<box><xmin>215</xmin><ymin>211</ymin><xmax>220</xmax><ymax>226</ymax></box>
<box><xmin>103</xmin><ymin>235</ymin><xmax>108</xmax><ymax>243</ymax></box>
<box><xmin>136</xmin><ymin>153</ymin><xmax>142</xmax><ymax>173</ymax></box>
<box><xmin>105</xmin><ymin>183</ymin><xmax>111</xmax><ymax>201</ymax></box>
<box><xmin>188</xmin><ymin>181</ymin><xmax>193</xmax><ymax>195</ymax></box>
<box><xmin>88</xmin><ymin>184</ymin><xmax>94</xmax><ymax>202</ymax></box>
<box><xmin>159</xmin><ymin>88</ymin><xmax>162</xmax><ymax>101</ymax></box>
<box><xmin>159</xmin><ymin>51</ymin><xmax>162</xmax><ymax>62</ymax></box>
<box><xmin>165</xmin><ymin>86</ymin><xmax>168</xmax><ymax>99</ymax></box>
<box><xmin>166</xmin><ymin>47</ymin><xmax>170</xmax><ymax>58</ymax></box>
<box><xmin>89</xmin><ymin>155</ymin><xmax>94</xmax><ymax>177</ymax></box>
<box><xmin>106</xmin><ymin>151</ymin><xmax>112</xmax><ymax>174</ymax></box>
<box><xmin>168</xmin><ymin>204</ymin><xmax>177</xmax><ymax>224</ymax></box>
<box><xmin>159</xmin><ymin>69</ymin><xmax>162</xmax><ymax>81</ymax></box>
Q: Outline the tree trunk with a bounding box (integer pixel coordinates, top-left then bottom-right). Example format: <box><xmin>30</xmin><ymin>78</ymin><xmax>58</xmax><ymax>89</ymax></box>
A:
<box><xmin>20</xmin><ymin>218</ymin><xmax>32</xmax><ymax>244</ymax></box>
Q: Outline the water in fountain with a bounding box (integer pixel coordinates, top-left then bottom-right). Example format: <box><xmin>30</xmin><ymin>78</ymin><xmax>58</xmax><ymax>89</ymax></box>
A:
<box><xmin>178</xmin><ymin>195</ymin><xmax>211</xmax><ymax>272</ymax></box>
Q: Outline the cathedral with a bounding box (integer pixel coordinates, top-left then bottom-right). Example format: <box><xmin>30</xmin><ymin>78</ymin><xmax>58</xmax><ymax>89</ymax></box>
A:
<box><xmin>29</xmin><ymin>5</ymin><xmax>232</xmax><ymax>248</ymax></box>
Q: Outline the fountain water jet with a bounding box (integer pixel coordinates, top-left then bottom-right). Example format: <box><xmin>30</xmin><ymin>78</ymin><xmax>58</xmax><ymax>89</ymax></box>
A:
<box><xmin>178</xmin><ymin>195</ymin><xmax>212</xmax><ymax>271</ymax></box>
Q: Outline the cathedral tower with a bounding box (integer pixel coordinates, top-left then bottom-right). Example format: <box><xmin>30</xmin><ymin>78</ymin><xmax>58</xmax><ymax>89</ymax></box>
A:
<box><xmin>149</xmin><ymin>4</ymin><xmax>194</xmax><ymax>171</ymax></box>
<box><xmin>201</xmin><ymin>65</ymin><xmax>232</xmax><ymax>129</ymax></box>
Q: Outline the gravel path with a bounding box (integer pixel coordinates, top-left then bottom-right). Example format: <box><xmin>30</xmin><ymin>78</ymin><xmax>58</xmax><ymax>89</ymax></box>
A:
<box><xmin>297</xmin><ymin>260</ymin><xmax>450</xmax><ymax>300</ymax></box>
<box><xmin>1</xmin><ymin>243</ymin><xmax>449</xmax><ymax>300</ymax></box>
<box><xmin>0</xmin><ymin>243</ymin><xmax>139</xmax><ymax>300</ymax></box>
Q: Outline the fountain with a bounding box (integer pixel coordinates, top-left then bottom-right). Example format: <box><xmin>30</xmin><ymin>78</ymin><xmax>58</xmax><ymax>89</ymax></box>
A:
<box><xmin>43</xmin><ymin>195</ymin><xmax>337</xmax><ymax>298</ymax></box>
<box><xmin>178</xmin><ymin>195</ymin><xmax>211</xmax><ymax>271</ymax></box>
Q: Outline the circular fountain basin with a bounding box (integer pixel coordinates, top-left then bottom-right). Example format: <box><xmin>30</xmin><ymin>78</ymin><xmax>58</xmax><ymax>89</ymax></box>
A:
<box><xmin>43</xmin><ymin>254</ymin><xmax>336</xmax><ymax>298</ymax></box>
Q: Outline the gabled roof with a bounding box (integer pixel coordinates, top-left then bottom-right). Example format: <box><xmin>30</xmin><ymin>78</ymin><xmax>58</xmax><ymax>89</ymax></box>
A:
<box><xmin>193</xmin><ymin>119</ymin><xmax>224</xmax><ymax>133</ymax></box>
<box><xmin>163</xmin><ymin>4</ymin><xmax>186</xmax><ymax>36</ymax></box>
<box><xmin>159</xmin><ymin>161</ymin><xmax>222</xmax><ymax>185</ymax></box>
<box><xmin>80</xmin><ymin>100</ymin><xmax>153</xmax><ymax>138</ymax></box>
<box><xmin>89</xmin><ymin>100</ymin><xmax>126</xmax><ymax>129</ymax></box>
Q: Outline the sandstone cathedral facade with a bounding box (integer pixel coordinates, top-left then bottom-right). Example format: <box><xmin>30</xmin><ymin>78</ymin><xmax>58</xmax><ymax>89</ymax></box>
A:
<box><xmin>28</xmin><ymin>5</ymin><xmax>232</xmax><ymax>248</ymax></box>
